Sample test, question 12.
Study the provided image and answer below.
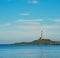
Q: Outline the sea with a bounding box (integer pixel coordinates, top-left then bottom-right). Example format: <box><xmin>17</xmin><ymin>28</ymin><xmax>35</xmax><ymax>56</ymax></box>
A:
<box><xmin>0</xmin><ymin>44</ymin><xmax>60</xmax><ymax>58</ymax></box>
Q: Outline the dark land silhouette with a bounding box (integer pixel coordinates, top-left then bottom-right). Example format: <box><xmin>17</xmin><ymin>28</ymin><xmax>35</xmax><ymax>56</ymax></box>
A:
<box><xmin>13</xmin><ymin>37</ymin><xmax>60</xmax><ymax>45</ymax></box>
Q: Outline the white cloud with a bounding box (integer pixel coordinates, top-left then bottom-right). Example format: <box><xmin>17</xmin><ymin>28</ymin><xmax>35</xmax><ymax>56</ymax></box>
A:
<box><xmin>17</xmin><ymin>19</ymin><xmax>43</xmax><ymax>22</ymax></box>
<box><xmin>16</xmin><ymin>25</ymin><xmax>40</xmax><ymax>30</ymax></box>
<box><xmin>53</xmin><ymin>19</ymin><xmax>60</xmax><ymax>22</ymax></box>
<box><xmin>41</xmin><ymin>24</ymin><xmax>59</xmax><ymax>29</ymax></box>
<box><xmin>28</xmin><ymin>0</ymin><xmax>38</xmax><ymax>4</ymax></box>
<box><xmin>32</xmin><ymin>0</ymin><xmax>38</xmax><ymax>4</ymax></box>
<box><xmin>16</xmin><ymin>19</ymin><xmax>43</xmax><ymax>24</ymax></box>
<box><xmin>0</xmin><ymin>23</ymin><xmax>11</xmax><ymax>27</ymax></box>
<box><xmin>16</xmin><ymin>24</ymin><xmax>59</xmax><ymax>31</ymax></box>
<box><xmin>4</xmin><ymin>23</ymin><xmax>11</xmax><ymax>26</ymax></box>
<box><xmin>20</xmin><ymin>13</ymin><xmax>30</xmax><ymax>16</ymax></box>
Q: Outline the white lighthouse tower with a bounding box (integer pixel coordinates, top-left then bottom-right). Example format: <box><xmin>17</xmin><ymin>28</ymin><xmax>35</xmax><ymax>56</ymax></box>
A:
<box><xmin>41</xmin><ymin>30</ymin><xmax>43</xmax><ymax>40</ymax></box>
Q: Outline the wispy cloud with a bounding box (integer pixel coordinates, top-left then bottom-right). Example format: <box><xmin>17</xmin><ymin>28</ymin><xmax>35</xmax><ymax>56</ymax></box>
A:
<box><xmin>0</xmin><ymin>23</ymin><xmax>11</xmax><ymax>27</ymax></box>
<box><xmin>17</xmin><ymin>19</ymin><xmax>43</xmax><ymax>22</ymax></box>
<box><xmin>28</xmin><ymin>0</ymin><xmax>38</xmax><ymax>4</ymax></box>
<box><xmin>16</xmin><ymin>19</ymin><xmax>43</xmax><ymax>24</ymax></box>
<box><xmin>32</xmin><ymin>0</ymin><xmax>38</xmax><ymax>4</ymax></box>
<box><xmin>4</xmin><ymin>23</ymin><xmax>11</xmax><ymax>26</ymax></box>
<box><xmin>41</xmin><ymin>24</ymin><xmax>59</xmax><ymax>29</ymax></box>
<box><xmin>16</xmin><ymin>25</ymin><xmax>40</xmax><ymax>30</ymax></box>
<box><xmin>53</xmin><ymin>19</ymin><xmax>60</xmax><ymax>22</ymax></box>
<box><xmin>16</xmin><ymin>24</ymin><xmax>60</xmax><ymax>31</ymax></box>
<box><xmin>20</xmin><ymin>13</ymin><xmax>30</xmax><ymax>16</ymax></box>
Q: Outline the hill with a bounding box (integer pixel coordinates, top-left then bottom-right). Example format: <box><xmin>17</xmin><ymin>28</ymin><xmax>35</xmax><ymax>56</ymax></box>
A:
<box><xmin>13</xmin><ymin>37</ymin><xmax>60</xmax><ymax>45</ymax></box>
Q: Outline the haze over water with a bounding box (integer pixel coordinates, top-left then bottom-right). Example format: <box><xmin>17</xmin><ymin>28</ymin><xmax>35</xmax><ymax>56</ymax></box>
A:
<box><xmin>0</xmin><ymin>45</ymin><xmax>60</xmax><ymax>58</ymax></box>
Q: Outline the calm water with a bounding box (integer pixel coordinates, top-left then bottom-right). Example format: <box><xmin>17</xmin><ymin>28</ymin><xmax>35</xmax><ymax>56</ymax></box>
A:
<box><xmin>0</xmin><ymin>44</ymin><xmax>60</xmax><ymax>58</ymax></box>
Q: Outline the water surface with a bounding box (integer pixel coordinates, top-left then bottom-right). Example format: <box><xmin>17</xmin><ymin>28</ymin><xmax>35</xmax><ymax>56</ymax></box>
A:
<box><xmin>0</xmin><ymin>44</ymin><xmax>60</xmax><ymax>58</ymax></box>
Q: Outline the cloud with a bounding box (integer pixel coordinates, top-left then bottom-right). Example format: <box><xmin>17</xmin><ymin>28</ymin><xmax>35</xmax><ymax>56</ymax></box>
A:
<box><xmin>20</xmin><ymin>13</ymin><xmax>30</xmax><ymax>16</ymax></box>
<box><xmin>16</xmin><ymin>24</ymin><xmax>59</xmax><ymax>31</ymax></box>
<box><xmin>53</xmin><ymin>19</ymin><xmax>60</xmax><ymax>22</ymax></box>
<box><xmin>16</xmin><ymin>25</ymin><xmax>40</xmax><ymax>30</ymax></box>
<box><xmin>41</xmin><ymin>24</ymin><xmax>59</xmax><ymax>29</ymax></box>
<box><xmin>0</xmin><ymin>23</ymin><xmax>11</xmax><ymax>27</ymax></box>
<box><xmin>13</xmin><ymin>19</ymin><xmax>60</xmax><ymax>31</ymax></box>
<box><xmin>4</xmin><ymin>23</ymin><xmax>11</xmax><ymax>26</ymax></box>
<box><xmin>16</xmin><ymin>19</ymin><xmax>43</xmax><ymax>24</ymax></box>
<box><xmin>17</xmin><ymin>19</ymin><xmax>43</xmax><ymax>22</ymax></box>
<box><xmin>32</xmin><ymin>0</ymin><xmax>38</xmax><ymax>4</ymax></box>
<box><xmin>28</xmin><ymin>0</ymin><xmax>38</xmax><ymax>4</ymax></box>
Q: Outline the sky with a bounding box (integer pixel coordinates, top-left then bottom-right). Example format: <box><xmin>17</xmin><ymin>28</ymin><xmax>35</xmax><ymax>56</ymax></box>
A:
<box><xmin>0</xmin><ymin>0</ymin><xmax>60</xmax><ymax>44</ymax></box>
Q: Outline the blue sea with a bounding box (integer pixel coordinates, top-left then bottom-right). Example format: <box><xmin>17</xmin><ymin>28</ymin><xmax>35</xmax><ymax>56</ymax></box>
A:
<box><xmin>0</xmin><ymin>44</ymin><xmax>60</xmax><ymax>58</ymax></box>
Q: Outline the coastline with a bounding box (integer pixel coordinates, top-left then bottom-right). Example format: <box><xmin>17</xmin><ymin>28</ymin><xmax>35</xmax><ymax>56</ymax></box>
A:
<box><xmin>12</xmin><ymin>38</ymin><xmax>60</xmax><ymax>45</ymax></box>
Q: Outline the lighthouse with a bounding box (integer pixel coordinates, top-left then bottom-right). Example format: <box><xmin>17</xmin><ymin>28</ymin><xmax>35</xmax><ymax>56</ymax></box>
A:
<box><xmin>41</xmin><ymin>30</ymin><xmax>43</xmax><ymax>40</ymax></box>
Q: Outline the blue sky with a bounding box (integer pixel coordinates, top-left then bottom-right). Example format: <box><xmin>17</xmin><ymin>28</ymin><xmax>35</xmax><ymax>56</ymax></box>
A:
<box><xmin>0</xmin><ymin>0</ymin><xmax>60</xmax><ymax>44</ymax></box>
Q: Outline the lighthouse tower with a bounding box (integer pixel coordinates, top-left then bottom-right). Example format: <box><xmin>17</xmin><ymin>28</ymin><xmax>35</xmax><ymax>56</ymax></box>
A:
<box><xmin>41</xmin><ymin>30</ymin><xmax>43</xmax><ymax>40</ymax></box>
